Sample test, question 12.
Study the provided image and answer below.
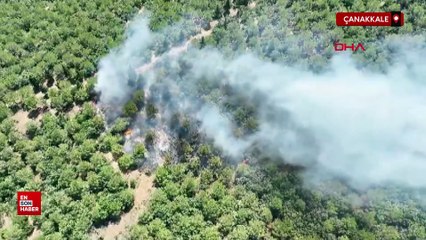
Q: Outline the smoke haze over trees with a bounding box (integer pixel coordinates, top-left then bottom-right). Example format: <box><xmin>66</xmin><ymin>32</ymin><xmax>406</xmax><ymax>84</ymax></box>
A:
<box><xmin>1</xmin><ymin>0</ymin><xmax>426</xmax><ymax>239</ymax></box>
<box><xmin>96</xmin><ymin>15</ymin><xmax>426</xmax><ymax>191</ymax></box>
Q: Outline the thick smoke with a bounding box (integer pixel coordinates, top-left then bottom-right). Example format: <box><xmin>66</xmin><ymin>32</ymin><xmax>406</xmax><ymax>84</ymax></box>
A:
<box><xmin>96</xmin><ymin>15</ymin><xmax>426</xmax><ymax>191</ymax></box>
<box><xmin>96</xmin><ymin>17</ymin><xmax>153</xmax><ymax>107</ymax></box>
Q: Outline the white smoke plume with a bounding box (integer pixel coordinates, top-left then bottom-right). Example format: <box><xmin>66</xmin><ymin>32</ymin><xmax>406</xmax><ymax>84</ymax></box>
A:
<box><xmin>96</xmin><ymin>15</ymin><xmax>426</xmax><ymax>191</ymax></box>
<box><xmin>96</xmin><ymin>17</ymin><xmax>153</xmax><ymax>106</ymax></box>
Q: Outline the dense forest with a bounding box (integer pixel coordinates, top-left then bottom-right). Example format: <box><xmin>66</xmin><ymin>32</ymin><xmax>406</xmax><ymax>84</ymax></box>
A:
<box><xmin>1</xmin><ymin>0</ymin><xmax>426</xmax><ymax>240</ymax></box>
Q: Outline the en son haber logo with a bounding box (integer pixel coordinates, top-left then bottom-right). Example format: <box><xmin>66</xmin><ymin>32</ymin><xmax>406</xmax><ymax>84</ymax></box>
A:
<box><xmin>17</xmin><ymin>191</ymin><xmax>42</xmax><ymax>216</ymax></box>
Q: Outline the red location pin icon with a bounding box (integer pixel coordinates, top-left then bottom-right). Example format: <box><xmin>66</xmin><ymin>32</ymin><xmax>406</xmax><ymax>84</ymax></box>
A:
<box><xmin>390</xmin><ymin>12</ymin><xmax>403</xmax><ymax>27</ymax></box>
<box><xmin>393</xmin><ymin>14</ymin><xmax>399</xmax><ymax>23</ymax></box>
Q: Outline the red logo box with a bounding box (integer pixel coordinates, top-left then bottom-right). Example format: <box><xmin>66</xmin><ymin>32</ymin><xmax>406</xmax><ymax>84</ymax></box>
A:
<box><xmin>17</xmin><ymin>191</ymin><xmax>42</xmax><ymax>216</ymax></box>
<box><xmin>336</xmin><ymin>12</ymin><xmax>404</xmax><ymax>27</ymax></box>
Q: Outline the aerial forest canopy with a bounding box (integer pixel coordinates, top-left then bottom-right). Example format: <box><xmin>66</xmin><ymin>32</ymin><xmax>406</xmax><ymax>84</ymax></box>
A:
<box><xmin>1</xmin><ymin>0</ymin><xmax>426</xmax><ymax>240</ymax></box>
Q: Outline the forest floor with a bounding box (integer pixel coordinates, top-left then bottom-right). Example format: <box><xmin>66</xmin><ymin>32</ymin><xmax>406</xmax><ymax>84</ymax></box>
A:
<box><xmin>11</xmin><ymin>110</ymin><xmax>31</xmax><ymax>134</ymax></box>
<box><xmin>0</xmin><ymin>215</ymin><xmax>37</xmax><ymax>238</ymax></box>
<box><xmin>136</xmin><ymin>19</ymin><xmax>218</xmax><ymax>74</ymax></box>
<box><xmin>0</xmin><ymin>215</ymin><xmax>12</xmax><ymax>231</ymax></box>
<box><xmin>28</xmin><ymin>225</ymin><xmax>41</xmax><ymax>240</ymax></box>
<box><xmin>12</xmin><ymin>91</ymin><xmax>51</xmax><ymax>134</ymax></box>
<box><xmin>90</xmin><ymin>16</ymin><xmax>221</xmax><ymax>239</ymax></box>
<box><xmin>8</xmin><ymin>3</ymin><xmax>246</xmax><ymax>238</ymax></box>
<box><xmin>91</xmin><ymin>171</ymin><xmax>155</xmax><ymax>240</ymax></box>
<box><xmin>68</xmin><ymin>105</ymin><xmax>82</xmax><ymax>118</ymax></box>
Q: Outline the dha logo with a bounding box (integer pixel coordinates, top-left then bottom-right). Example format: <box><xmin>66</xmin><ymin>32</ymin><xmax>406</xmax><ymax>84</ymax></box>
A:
<box><xmin>334</xmin><ymin>41</ymin><xmax>365</xmax><ymax>52</ymax></box>
<box><xmin>17</xmin><ymin>191</ymin><xmax>41</xmax><ymax>216</ymax></box>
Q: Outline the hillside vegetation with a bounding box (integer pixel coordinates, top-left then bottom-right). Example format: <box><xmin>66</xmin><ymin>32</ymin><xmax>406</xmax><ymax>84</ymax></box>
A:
<box><xmin>1</xmin><ymin>0</ymin><xmax>426</xmax><ymax>239</ymax></box>
<box><xmin>0</xmin><ymin>1</ymin><xmax>142</xmax><ymax>239</ymax></box>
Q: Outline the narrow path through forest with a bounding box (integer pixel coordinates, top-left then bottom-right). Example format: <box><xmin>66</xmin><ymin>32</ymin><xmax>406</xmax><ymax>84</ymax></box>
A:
<box><xmin>91</xmin><ymin>172</ymin><xmax>155</xmax><ymax>240</ymax></box>
<box><xmin>136</xmin><ymin>20</ymin><xmax>218</xmax><ymax>74</ymax></box>
<box><xmin>90</xmin><ymin>17</ymin><xmax>220</xmax><ymax>240</ymax></box>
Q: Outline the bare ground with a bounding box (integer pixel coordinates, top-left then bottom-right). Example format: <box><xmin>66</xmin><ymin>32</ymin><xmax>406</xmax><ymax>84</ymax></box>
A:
<box><xmin>1</xmin><ymin>215</ymin><xmax>12</xmax><ymax>230</ymax></box>
<box><xmin>27</xmin><ymin>218</ymin><xmax>41</xmax><ymax>240</ymax></box>
<box><xmin>68</xmin><ymin>105</ymin><xmax>82</xmax><ymax>118</ymax></box>
<box><xmin>90</xmin><ymin>172</ymin><xmax>155</xmax><ymax>240</ymax></box>
<box><xmin>249</xmin><ymin>1</ymin><xmax>256</xmax><ymax>9</ymax></box>
<box><xmin>136</xmin><ymin>20</ymin><xmax>219</xmax><ymax>74</ymax></box>
<box><xmin>1</xmin><ymin>214</ymin><xmax>41</xmax><ymax>240</ymax></box>
<box><xmin>104</xmin><ymin>152</ymin><xmax>121</xmax><ymax>172</ymax></box>
<box><xmin>230</xmin><ymin>8</ymin><xmax>239</xmax><ymax>17</ymax></box>
<box><xmin>35</xmin><ymin>92</ymin><xmax>45</xmax><ymax>99</ymax></box>
<box><xmin>11</xmin><ymin>91</ymin><xmax>51</xmax><ymax>135</ymax></box>
<box><xmin>28</xmin><ymin>228</ymin><xmax>41</xmax><ymax>240</ymax></box>
<box><xmin>11</xmin><ymin>110</ymin><xmax>31</xmax><ymax>134</ymax></box>
<box><xmin>90</xmin><ymin>16</ymin><xmax>221</xmax><ymax>240</ymax></box>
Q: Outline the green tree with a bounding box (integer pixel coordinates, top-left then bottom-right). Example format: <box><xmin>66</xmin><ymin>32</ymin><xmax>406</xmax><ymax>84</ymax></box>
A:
<box><xmin>132</xmin><ymin>89</ymin><xmax>145</xmax><ymax>108</ymax></box>
<box><xmin>227</xmin><ymin>225</ymin><xmax>249</xmax><ymax>240</ymax></box>
<box><xmin>111</xmin><ymin>118</ymin><xmax>130</xmax><ymax>134</ymax></box>
<box><xmin>146</xmin><ymin>102</ymin><xmax>158</xmax><ymax>119</ymax></box>
<box><xmin>123</xmin><ymin>101</ymin><xmax>138</xmax><ymax>117</ymax></box>
<box><xmin>248</xmin><ymin>220</ymin><xmax>266</xmax><ymax>239</ymax></box>
<box><xmin>271</xmin><ymin>219</ymin><xmax>295</xmax><ymax>239</ymax></box>
<box><xmin>118</xmin><ymin>153</ymin><xmax>136</xmax><ymax>172</ymax></box>
<box><xmin>0</xmin><ymin>103</ymin><xmax>9</xmax><ymax>122</ymax></box>
<box><xmin>213</xmin><ymin>5</ymin><xmax>222</xmax><ymax>20</ymax></box>
<box><xmin>218</xmin><ymin>214</ymin><xmax>235</xmax><ymax>235</ymax></box>
<box><xmin>133</xmin><ymin>143</ymin><xmax>146</xmax><ymax>159</ymax></box>
<box><xmin>224</xmin><ymin>0</ymin><xmax>232</xmax><ymax>16</ymax></box>
<box><xmin>145</xmin><ymin>130</ymin><xmax>156</xmax><ymax>147</ymax></box>
<box><xmin>200</xmin><ymin>226</ymin><xmax>221</xmax><ymax>239</ymax></box>
<box><xmin>129</xmin><ymin>225</ymin><xmax>150</xmax><ymax>239</ymax></box>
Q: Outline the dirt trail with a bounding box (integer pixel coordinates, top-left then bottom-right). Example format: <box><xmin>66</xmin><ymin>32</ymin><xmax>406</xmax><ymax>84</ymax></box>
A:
<box><xmin>92</xmin><ymin>172</ymin><xmax>155</xmax><ymax>240</ymax></box>
<box><xmin>91</xmin><ymin>150</ymin><xmax>155</xmax><ymax>240</ymax></box>
<box><xmin>1</xmin><ymin>215</ymin><xmax>12</xmax><ymax>230</ymax></box>
<box><xmin>28</xmin><ymin>228</ymin><xmax>41</xmax><ymax>240</ymax></box>
<box><xmin>136</xmin><ymin>20</ymin><xmax>218</xmax><ymax>74</ymax></box>
<box><xmin>91</xmin><ymin>16</ymin><xmax>220</xmax><ymax>240</ymax></box>
<box><xmin>1</xmin><ymin>215</ymin><xmax>40</xmax><ymax>240</ymax></box>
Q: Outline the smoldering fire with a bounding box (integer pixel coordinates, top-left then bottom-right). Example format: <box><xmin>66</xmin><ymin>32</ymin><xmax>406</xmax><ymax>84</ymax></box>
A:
<box><xmin>95</xmin><ymin>14</ymin><xmax>426</xmax><ymax>191</ymax></box>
